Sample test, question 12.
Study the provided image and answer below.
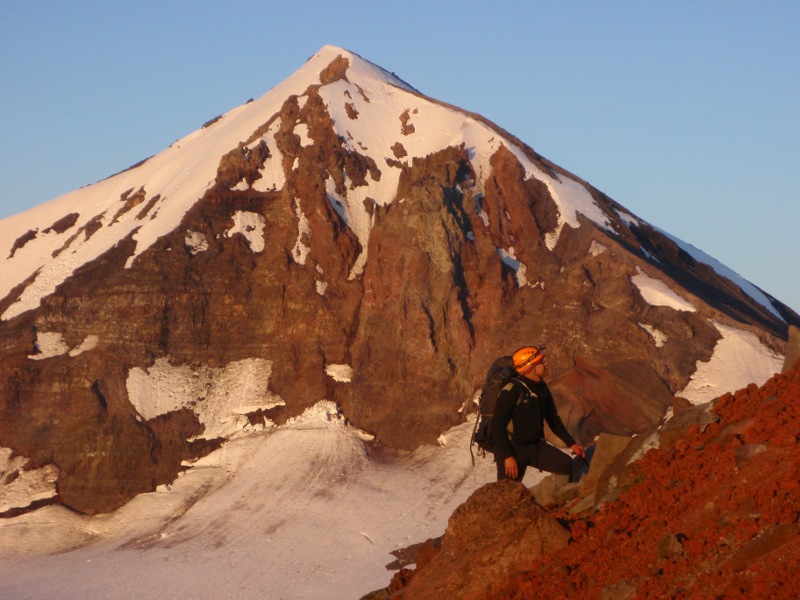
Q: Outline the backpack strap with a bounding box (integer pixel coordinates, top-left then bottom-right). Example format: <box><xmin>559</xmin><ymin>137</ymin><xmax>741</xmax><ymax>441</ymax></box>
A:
<box><xmin>510</xmin><ymin>376</ymin><xmax>538</xmax><ymax>399</ymax></box>
<box><xmin>502</xmin><ymin>377</ymin><xmax>538</xmax><ymax>434</ymax></box>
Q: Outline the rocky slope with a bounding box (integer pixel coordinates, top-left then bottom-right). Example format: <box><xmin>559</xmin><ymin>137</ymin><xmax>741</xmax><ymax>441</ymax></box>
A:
<box><xmin>0</xmin><ymin>46</ymin><xmax>796</xmax><ymax>516</ymax></box>
<box><xmin>378</xmin><ymin>363</ymin><xmax>800</xmax><ymax>599</ymax></box>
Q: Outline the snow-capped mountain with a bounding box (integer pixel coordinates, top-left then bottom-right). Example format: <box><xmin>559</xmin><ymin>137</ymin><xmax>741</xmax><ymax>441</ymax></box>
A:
<box><xmin>0</xmin><ymin>45</ymin><xmax>795</xmax><ymax>524</ymax></box>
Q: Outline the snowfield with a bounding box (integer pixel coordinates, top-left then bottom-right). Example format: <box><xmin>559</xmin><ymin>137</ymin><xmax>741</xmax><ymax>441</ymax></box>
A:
<box><xmin>0</xmin><ymin>403</ymin><xmax>506</xmax><ymax>599</ymax></box>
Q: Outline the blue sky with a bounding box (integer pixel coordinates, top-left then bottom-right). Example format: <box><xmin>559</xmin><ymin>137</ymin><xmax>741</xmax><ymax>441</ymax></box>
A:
<box><xmin>1</xmin><ymin>1</ymin><xmax>798</xmax><ymax>315</ymax></box>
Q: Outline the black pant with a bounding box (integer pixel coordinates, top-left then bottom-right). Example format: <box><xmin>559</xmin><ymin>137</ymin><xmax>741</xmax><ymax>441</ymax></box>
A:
<box><xmin>496</xmin><ymin>440</ymin><xmax>573</xmax><ymax>482</ymax></box>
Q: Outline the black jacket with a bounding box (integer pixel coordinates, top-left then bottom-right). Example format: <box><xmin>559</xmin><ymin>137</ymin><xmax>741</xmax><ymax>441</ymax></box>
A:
<box><xmin>491</xmin><ymin>377</ymin><xmax>576</xmax><ymax>460</ymax></box>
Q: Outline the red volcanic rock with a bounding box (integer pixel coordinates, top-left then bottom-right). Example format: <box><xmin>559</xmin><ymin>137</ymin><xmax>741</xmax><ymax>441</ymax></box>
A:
<box><xmin>499</xmin><ymin>367</ymin><xmax>800</xmax><ymax>599</ymax></box>
<box><xmin>383</xmin><ymin>368</ymin><xmax>800</xmax><ymax>599</ymax></box>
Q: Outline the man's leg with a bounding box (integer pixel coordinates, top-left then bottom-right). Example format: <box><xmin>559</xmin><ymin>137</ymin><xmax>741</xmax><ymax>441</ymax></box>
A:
<box><xmin>530</xmin><ymin>441</ymin><xmax>573</xmax><ymax>478</ymax></box>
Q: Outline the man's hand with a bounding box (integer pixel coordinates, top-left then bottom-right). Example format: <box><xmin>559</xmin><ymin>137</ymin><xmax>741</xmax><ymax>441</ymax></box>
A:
<box><xmin>571</xmin><ymin>443</ymin><xmax>586</xmax><ymax>458</ymax></box>
<box><xmin>504</xmin><ymin>456</ymin><xmax>519</xmax><ymax>479</ymax></box>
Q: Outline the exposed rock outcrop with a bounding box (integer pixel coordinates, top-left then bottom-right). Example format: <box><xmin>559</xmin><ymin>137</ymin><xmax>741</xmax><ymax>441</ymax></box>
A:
<box><xmin>400</xmin><ymin>480</ymin><xmax>570</xmax><ymax>599</ymax></box>
<box><xmin>549</xmin><ymin>359</ymin><xmax>675</xmax><ymax>442</ymax></box>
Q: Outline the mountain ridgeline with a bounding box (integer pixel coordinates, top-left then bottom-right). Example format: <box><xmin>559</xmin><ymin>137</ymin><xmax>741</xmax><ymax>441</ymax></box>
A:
<box><xmin>0</xmin><ymin>46</ymin><xmax>796</xmax><ymax>515</ymax></box>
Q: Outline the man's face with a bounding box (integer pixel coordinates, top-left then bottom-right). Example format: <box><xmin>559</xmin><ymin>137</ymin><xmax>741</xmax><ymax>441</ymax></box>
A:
<box><xmin>533</xmin><ymin>357</ymin><xmax>548</xmax><ymax>378</ymax></box>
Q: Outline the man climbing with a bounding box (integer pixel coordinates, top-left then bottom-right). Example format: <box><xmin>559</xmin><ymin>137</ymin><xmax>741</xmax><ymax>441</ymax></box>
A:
<box><xmin>492</xmin><ymin>345</ymin><xmax>585</xmax><ymax>482</ymax></box>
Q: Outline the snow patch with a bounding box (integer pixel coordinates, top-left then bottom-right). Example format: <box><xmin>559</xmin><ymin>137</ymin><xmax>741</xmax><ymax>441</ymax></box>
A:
<box><xmin>225</xmin><ymin>211</ymin><xmax>265</xmax><ymax>253</ymax></box>
<box><xmin>68</xmin><ymin>335</ymin><xmax>99</xmax><ymax>357</ymax></box>
<box><xmin>28</xmin><ymin>332</ymin><xmax>70</xmax><ymax>360</ymax></box>
<box><xmin>323</xmin><ymin>173</ymin><xmax>377</xmax><ymax>279</ymax></box>
<box><xmin>588</xmin><ymin>240</ymin><xmax>607</xmax><ymax>257</ymax></box>
<box><xmin>615</xmin><ymin>208</ymin><xmax>640</xmax><ymax>228</ymax></box>
<box><xmin>497</xmin><ymin>247</ymin><xmax>539</xmax><ymax>288</ymax></box>
<box><xmin>627</xmin><ymin>431</ymin><xmax>660</xmax><ymax>464</ymax></box>
<box><xmin>476</xmin><ymin>196</ymin><xmax>490</xmax><ymax>228</ymax></box>
<box><xmin>641</xmin><ymin>247</ymin><xmax>662</xmax><ymax>264</ymax></box>
<box><xmin>184</xmin><ymin>230</ymin><xmax>209</xmax><ymax>255</ymax></box>
<box><xmin>639</xmin><ymin>323</ymin><xmax>668</xmax><ymax>347</ymax></box>
<box><xmin>677</xmin><ymin>321</ymin><xmax>783</xmax><ymax>405</ymax></box>
<box><xmin>539</xmin><ymin>174</ymin><xmax>611</xmax><ymax>250</ymax></box>
<box><xmin>0</xmin><ymin>449</ymin><xmax>59</xmax><ymax>513</ymax></box>
<box><xmin>326</xmin><ymin>363</ymin><xmax>354</xmax><ymax>382</ymax></box>
<box><xmin>253</xmin><ymin>124</ymin><xmax>286</xmax><ymax>192</ymax></box>
<box><xmin>296</xmin><ymin>94</ymin><xmax>309</xmax><ymax>112</ymax></box>
<box><xmin>294</xmin><ymin>123</ymin><xmax>312</xmax><ymax>147</ymax></box>
<box><xmin>632</xmin><ymin>267</ymin><xmax>696</xmax><ymax>312</ymax></box>
<box><xmin>315</xmin><ymin>264</ymin><xmax>328</xmax><ymax>295</ymax></box>
<box><xmin>291</xmin><ymin>199</ymin><xmax>311</xmax><ymax>265</ymax></box>
<box><xmin>126</xmin><ymin>357</ymin><xmax>284</xmax><ymax>440</ymax></box>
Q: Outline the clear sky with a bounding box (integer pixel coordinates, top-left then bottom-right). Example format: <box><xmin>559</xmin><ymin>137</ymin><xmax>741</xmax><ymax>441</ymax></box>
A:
<box><xmin>1</xmin><ymin>1</ymin><xmax>798</xmax><ymax>315</ymax></box>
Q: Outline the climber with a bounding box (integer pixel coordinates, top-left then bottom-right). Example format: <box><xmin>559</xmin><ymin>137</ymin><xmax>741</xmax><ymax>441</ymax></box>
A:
<box><xmin>492</xmin><ymin>345</ymin><xmax>585</xmax><ymax>482</ymax></box>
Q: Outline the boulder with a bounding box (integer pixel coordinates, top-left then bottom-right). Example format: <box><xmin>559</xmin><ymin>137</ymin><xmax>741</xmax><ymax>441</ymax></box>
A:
<box><xmin>582</xmin><ymin>433</ymin><xmax>635</xmax><ymax>495</ymax></box>
<box><xmin>529</xmin><ymin>432</ymin><xmax>633</xmax><ymax>511</ymax></box>
<box><xmin>401</xmin><ymin>480</ymin><xmax>570</xmax><ymax>599</ymax></box>
<box><xmin>530</xmin><ymin>473</ymin><xmax>571</xmax><ymax>506</ymax></box>
<box><xmin>549</xmin><ymin>358</ymin><xmax>675</xmax><ymax>443</ymax></box>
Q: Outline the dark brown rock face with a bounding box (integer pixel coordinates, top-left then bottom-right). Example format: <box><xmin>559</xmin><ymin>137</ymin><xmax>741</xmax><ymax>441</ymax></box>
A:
<box><xmin>0</xmin><ymin>49</ymin><xmax>796</xmax><ymax>514</ymax></box>
<box><xmin>549</xmin><ymin>357</ymin><xmax>677</xmax><ymax>442</ymax></box>
<box><xmin>0</xmin><ymin>347</ymin><xmax>215</xmax><ymax>514</ymax></box>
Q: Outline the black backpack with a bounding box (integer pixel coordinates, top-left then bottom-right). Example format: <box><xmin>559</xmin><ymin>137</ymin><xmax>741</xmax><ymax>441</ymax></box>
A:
<box><xmin>470</xmin><ymin>355</ymin><xmax>518</xmax><ymax>463</ymax></box>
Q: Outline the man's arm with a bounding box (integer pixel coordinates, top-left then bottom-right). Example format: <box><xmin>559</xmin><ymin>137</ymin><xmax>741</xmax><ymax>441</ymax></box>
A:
<box><xmin>491</xmin><ymin>384</ymin><xmax>517</xmax><ymax>460</ymax></box>
<box><xmin>541</xmin><ymin>385</ymin><xmax>577</xmax><ymax>448</ymax></box>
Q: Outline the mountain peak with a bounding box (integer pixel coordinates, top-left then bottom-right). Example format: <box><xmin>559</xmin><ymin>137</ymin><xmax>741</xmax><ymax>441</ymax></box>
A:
<box><xmin>0</xmin><ymin>45</ymin><xmax>794</xmax><ymax>519</ymax></box>
<box><xmin>301</xmin><ymin>44</ymin><xmax>418</xmax><ymax>92</ymax></box>
<box><xmin>0</xmin><ymin>44</ymin><xmax>608</xmax><ymax>319</ymax></box>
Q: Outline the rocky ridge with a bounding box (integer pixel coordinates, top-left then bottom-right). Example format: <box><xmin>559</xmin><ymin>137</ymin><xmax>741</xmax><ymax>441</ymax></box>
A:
<box><xmin>372</xmin><ymin>364</ymin><xmax>800</xmax><ymax>599</ymax></box>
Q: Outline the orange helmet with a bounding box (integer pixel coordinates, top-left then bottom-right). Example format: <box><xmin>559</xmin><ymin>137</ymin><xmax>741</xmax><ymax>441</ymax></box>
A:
<box><xmin>512</xmin><ymin>345</ymin><xmax>545</xmax><ymax>374</ymax></box>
